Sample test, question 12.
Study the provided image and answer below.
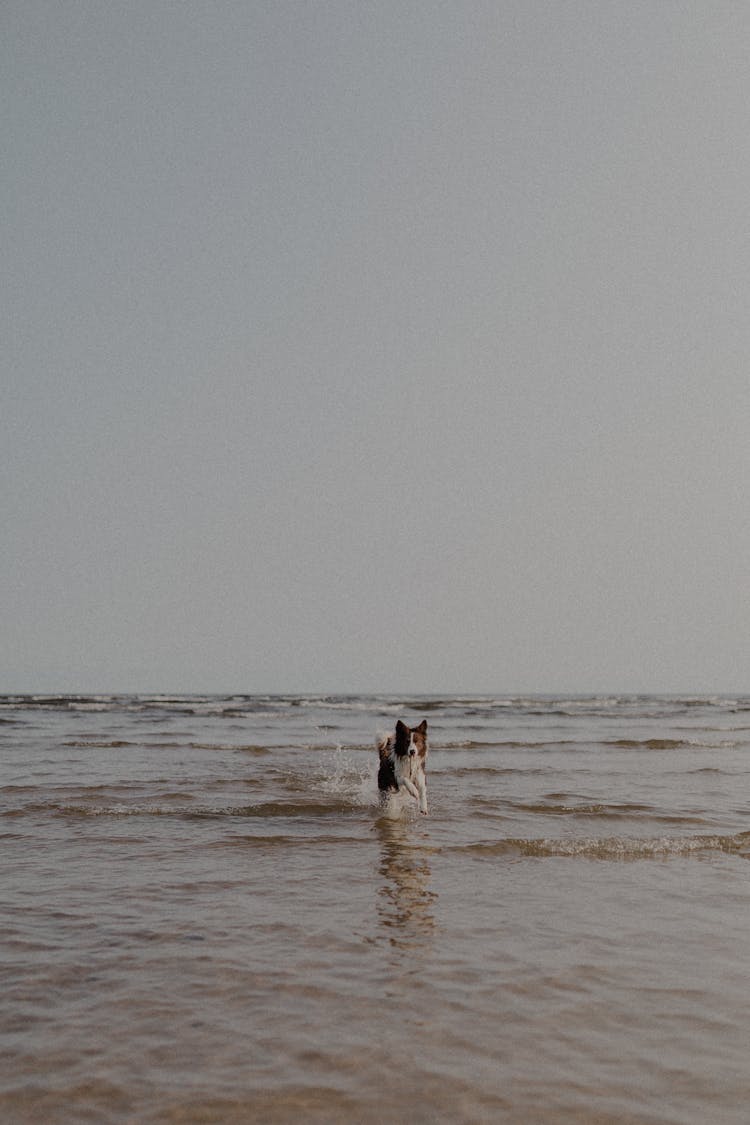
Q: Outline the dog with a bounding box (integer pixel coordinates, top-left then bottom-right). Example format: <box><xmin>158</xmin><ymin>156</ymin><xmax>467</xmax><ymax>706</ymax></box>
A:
<box><xmin>377</xmin><ymin>719</ymin><xmax>429</xmax><ymax>815</ymax></box>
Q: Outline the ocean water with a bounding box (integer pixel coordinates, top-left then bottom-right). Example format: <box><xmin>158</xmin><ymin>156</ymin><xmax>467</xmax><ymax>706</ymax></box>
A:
<box><xmin>3</xmin><ymin>694</ymin><xmax>750</xmax><ymax>1124</ymax></box>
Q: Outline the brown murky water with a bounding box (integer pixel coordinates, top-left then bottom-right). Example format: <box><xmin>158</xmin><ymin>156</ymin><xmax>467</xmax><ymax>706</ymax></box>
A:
<box><xmin>3</xmin><ymin>694</ymin><xmax>750</xmax><ymax>1123</ymax></box>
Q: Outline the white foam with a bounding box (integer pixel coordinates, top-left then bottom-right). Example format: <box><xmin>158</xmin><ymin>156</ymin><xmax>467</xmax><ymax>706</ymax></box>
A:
<box><xmin>318</xmin><ymin>746</ymin><xmax>380</xmax><ymax>808</ymax></box>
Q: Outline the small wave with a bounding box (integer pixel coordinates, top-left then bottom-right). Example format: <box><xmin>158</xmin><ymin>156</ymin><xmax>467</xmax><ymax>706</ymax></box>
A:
<box><xmin>443</xmin><ymin>739</ymin><xmax>581</xmax><ymax>750</ymax></box>
<box><xmin>618</xmin><ymin>737</ymin><xmax>741</xmax><ymax>750</ymax></box>
<box><xmin>210</xmin><ymin>832</ymin><xmax>370</xmax><ymax>850</ymax></box>
<box><xmin>1</xmin><ymin>800</ymin><xmax>68</xmax><ymax>818</ymax></box>
<box><xmin>188</xmin><ymin>741</ymin><xmax>277</xmax><ymax>754</ymax></box>
<box><xmin>441</xmin><ymin>765</ymin><xmax>548</xmax><ymax>778</ymax></box>
<box><xmin>0</xmin><ymin>695</ymin><xmax>120</xmax><ymax>710</ymax></box>
<box><xmin>63</xmin><ymin>739</ymin><xmax>134</xmax><ymax>748</ymax></box>
<box><xmin>458</xmin><ymin>831</ymin><xmax>750</xmax><ymax>861</ymax></box>
<box><xmin>505</xmin><ymin>799</ymin><xmax>653</xmax><ymax>819</ymax></box>
<box><xmin>58</xmin><ymin>797</ymin><xmax>366</xmax><ymax>820</ymax></box>
<box><xmin>295</xmin><ymin>696</ymin><xmax>402</xmax><ymax>713</ymax></box>
<box><xmin>607</xmin><ymin>738</ymin><xmax>687</xmax><ymax>750</ymax></box>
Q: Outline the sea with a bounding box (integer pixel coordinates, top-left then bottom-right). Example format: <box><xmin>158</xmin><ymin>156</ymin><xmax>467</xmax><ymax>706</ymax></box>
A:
<box><xmin>3</xmin><ymin>693</ymin><xmax>750</xmax><ymax>1124</ymax></box>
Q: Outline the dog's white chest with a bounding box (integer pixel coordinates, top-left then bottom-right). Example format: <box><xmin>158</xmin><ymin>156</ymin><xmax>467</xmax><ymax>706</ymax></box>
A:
<box><xmin>394</xmin><ymin>754</ymin><xmax>418</xmax><ymax>785</ymax></box>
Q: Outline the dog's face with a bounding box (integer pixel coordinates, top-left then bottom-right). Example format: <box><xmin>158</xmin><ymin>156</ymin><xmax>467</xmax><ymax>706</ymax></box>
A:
<box><xmin>394</xmin><ymin>719</ymin><xmax>428</xmax><ymax>760</ymax></box>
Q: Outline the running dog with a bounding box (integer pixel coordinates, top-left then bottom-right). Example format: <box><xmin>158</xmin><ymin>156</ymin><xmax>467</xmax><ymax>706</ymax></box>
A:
<box><xmin>377</xmin><ymin>719</ymin><xmax>428</xmax><ymax>815</ymax></box>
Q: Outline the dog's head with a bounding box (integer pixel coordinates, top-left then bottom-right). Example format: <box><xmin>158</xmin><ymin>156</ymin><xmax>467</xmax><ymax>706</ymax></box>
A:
<box><xmin>394</xmin><ymin>719</ymin><xmax>428</xmax><ymax>759</ymax></box>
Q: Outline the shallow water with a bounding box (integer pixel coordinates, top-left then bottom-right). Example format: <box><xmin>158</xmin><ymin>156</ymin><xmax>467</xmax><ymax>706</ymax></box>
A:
<box><xmin>3</xmin><ymin>694</ymin><xmax>750</xmax><ymax>1123</ymax></box>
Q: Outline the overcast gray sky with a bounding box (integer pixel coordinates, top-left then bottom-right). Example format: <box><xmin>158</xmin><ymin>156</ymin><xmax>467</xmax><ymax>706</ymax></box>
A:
<box><xmin>4</xmin><ymin>1</ymin><xmax>750</xmax><ymax>694</ymax></box>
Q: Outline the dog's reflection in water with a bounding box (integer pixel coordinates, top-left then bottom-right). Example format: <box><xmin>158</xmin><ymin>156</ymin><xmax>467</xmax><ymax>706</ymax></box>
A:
<box><xmin>375</xmin><ymin>814</ymin><xmax>437</xmax><ymax>951</ymax></box>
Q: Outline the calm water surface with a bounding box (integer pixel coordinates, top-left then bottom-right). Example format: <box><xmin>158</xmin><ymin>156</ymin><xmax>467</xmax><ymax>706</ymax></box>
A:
<box><xmin>3</xmin><ymin>694</ymin><xmax>750</xmax><ymax>1123</ymax></box>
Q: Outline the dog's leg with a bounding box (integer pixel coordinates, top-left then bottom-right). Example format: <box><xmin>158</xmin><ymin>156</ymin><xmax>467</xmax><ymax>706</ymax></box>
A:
<box><xmin>417</xmin><ymin>775</ymin><xmax>428</xmax><ymax>815</ymax></box>
<box><xmin>399</xmin><ymin>777</ymin><xmax>420</xmax><ymax>804</ymax></box>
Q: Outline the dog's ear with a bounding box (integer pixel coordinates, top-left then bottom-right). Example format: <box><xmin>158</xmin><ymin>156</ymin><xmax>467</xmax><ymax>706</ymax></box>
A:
<box><xmin>416</xmin><ymin>719</ymin><xmax>427</xmax><ymax>733</ymax></box>
<box><xmin>394</xmin><ymin>719</ymin><xmax>410</xmax><ymax>752</ymax></box>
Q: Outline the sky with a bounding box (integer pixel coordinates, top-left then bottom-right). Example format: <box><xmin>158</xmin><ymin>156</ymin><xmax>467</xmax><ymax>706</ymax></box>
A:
<box><xmin>3</xmin><ymin>1</ymin><xmax>750</xmax><ymax>695</ymax></box>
